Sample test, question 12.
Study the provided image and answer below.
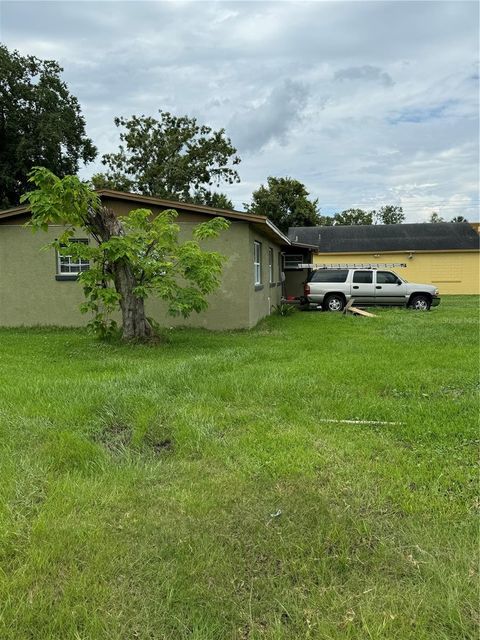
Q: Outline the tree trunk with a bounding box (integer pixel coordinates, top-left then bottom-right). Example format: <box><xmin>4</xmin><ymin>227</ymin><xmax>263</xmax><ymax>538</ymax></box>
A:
<box><xmin>88</xmin><ymin>205</ymin><xmax>153</xmax><ymax>341</ymax></box>
<box><xmin>113</xmin><ymin>259</ymin><xmax>153</xmax><ymax>341</ymax></box>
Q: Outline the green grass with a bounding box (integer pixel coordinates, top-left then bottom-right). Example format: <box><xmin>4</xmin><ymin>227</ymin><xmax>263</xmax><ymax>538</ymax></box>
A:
<box><xmin>0</xmin><ymin>296</ymin><xmax>478</xmax><ymax>639</ymax></box>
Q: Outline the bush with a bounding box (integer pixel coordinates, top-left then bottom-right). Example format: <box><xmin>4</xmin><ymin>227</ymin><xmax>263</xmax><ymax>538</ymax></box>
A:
<box><xmin>272</xmin><ymin>303</ymin><xmax>296</xmax><ymax>317</ymax></box>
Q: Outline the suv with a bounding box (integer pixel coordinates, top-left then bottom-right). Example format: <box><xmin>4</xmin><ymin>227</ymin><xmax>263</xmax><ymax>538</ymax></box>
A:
<box><xmin>303</xmin><ymin>268</ymin><xmax>441</xmax><ymax>311</ymax></box>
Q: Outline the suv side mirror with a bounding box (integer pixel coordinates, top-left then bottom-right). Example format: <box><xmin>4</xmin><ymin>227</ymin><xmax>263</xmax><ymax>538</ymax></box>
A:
<box><xmin>397</xmin><ymin>279</ymin><xmax>402</xmax><ymax>285</ymax></box>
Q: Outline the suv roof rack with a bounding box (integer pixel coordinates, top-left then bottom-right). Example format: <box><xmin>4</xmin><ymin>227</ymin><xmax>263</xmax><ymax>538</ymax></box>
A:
<box><xmin>299</xmin><ymin>263</ymin><xmax>407</xmax><ymax>269</ymax></box>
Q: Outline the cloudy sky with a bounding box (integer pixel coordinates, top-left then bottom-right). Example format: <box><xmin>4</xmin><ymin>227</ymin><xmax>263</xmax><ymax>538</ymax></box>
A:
<box><xmin>1</xmin><ymin>0</ymin><xmax>479</xmax><ymax>221</ymax></box>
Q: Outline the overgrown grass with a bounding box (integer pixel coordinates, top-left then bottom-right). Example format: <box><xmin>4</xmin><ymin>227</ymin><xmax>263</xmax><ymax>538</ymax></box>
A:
<box><xmin>0</xmin><ymin>296</ymin><xmax>478</xmax><ymax>639</ymax></box>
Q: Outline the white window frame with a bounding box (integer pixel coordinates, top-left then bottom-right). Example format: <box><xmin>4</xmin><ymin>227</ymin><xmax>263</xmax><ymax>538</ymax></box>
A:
<box><xmin>254</xmin><ymin>241</ymin><xmax>262</xmax><ymax>286</ymax></box>
<box><xmin>57</xmin><ymin>239</ymin><xmax>90</xmax><ymax>276</ymax></box>
<box><xmin>268</xmin><ymin>247</ymin><xmax>274</xmax><ymax>283</ymax></box>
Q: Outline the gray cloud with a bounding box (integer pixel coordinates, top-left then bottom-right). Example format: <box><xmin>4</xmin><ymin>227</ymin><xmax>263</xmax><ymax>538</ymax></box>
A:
<box><xmin>228</xmin><ymin>80</ymin><xmax>309</xmax><ymax>153</ymax></box>
<box><xmin>334</xmin><ymin>65</ymin><xmax>394</xmax><ymax>87</ymax></box>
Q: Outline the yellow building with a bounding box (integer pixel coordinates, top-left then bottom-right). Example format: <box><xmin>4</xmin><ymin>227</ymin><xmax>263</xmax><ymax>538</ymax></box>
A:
<box><xmin>289</xmin><ymin>222</ymin><xmax>479</xmax><ymax>295</ymax></box>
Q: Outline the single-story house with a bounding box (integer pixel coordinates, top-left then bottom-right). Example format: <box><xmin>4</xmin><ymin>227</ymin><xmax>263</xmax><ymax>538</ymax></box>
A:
<box><xmin>0</xmin><ymin>190</ymin><xmax>314</xmax><ymax>330</ymax></box>
<box><xmin>288</xmin><ymin>222</ymin><xmax>480</xmax><ymax>295</ymax></box>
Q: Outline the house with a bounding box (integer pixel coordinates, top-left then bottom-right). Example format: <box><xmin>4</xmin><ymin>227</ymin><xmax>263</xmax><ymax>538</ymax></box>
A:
<box><xmin>0</xmin><ymin>190</ymin><xmax>313</xmax><ymax>330</ymax></box>
<box><xmin>288</xmin><ymin>222</ymin><xmax>480</xmax><ymax>295</ymax></box>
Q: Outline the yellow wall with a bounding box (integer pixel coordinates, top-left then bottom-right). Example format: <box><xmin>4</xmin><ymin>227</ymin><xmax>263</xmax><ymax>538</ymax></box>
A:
<box><xmin>313</xmin><ymin>250</ymin><xmax>480</xmax><ymax>295</ymax></box>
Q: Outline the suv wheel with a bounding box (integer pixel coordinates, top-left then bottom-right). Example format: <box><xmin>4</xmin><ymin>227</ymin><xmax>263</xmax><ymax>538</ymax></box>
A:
<box><xmin>409</xmin><ymin>295</ymin><xmax>431</xmax><ymax>311</ymax></box>
<box><xmin>324</xmin><ymin>294</ymin><xmax>345</xmax><ymax>312</ymax></box>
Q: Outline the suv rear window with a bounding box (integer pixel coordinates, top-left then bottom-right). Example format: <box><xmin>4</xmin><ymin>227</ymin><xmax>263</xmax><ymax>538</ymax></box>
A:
<box><xmin>353</xmin><ymin>270</ymin><xmax>373</xmax><ymax>283</ymax></box>
<box><xmin>310</xmin><ymin>269</ymin><xmax>348</xmax><ymax>283</ymax></box>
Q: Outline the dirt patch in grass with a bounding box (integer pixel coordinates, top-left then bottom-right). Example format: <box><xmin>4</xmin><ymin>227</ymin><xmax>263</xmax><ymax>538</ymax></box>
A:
<box><xmin>149</xmin><ymin>438</ymin><xmax>173</xmax><ymax>454</ymax></box>
<box><xmin>95</xmin><ymin>421</ymin><xmax>132</xmax><ymax>453</ymax></box>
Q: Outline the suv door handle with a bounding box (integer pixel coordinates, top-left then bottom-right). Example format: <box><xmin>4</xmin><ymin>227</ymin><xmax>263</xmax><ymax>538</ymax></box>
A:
<box><xmin>376</xmin><ymin>286</ymin><xmax>382</xmax><ymax>289</ymax></box>
<box><xmin>352</xmin><ymin>285</ymin><xmax>359</xmax><ymax>289</ymax></box>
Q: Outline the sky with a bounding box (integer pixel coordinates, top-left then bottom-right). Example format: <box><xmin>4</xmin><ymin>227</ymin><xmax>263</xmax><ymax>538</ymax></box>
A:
<box><xmin>1</xmin><ymin>0</ymin><xmax>479</xmax><ymax>221</ymax></box>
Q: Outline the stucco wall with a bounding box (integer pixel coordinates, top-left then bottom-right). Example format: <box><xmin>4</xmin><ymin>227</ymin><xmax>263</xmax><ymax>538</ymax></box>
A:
<box><xmin>313</xmin><ymin>250</ymin><xmax>480</xmax><ymax>295</ymax></box>
<box><xmin>0</xmin><ymin>220</ymin><xmax>253</xmax><ymax>329</ymax></box>
<box><xmin>0</xmin><ymin>226</ymin><xmax>89</xmax><ymax>327</ymax></box>
<box><xmin>248</xmin><ymin>228</ymin><xmax>283</xmax><ymax>327</ymax></box>
<box><xmin>146</xmin><ymin>221</ymin><xmax>251</xmax><ymax>330</ymax></box>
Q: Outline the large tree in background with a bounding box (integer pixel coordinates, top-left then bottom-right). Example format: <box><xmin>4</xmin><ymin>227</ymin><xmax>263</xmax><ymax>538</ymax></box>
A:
<box><xmin>0</xmin><ymin>45</ymin><xmax>96</xmax><ymax>209</ymax></box>
<box><xmin>92</xmin><ymin>112</ymin><xmax>240</xmax><ymax>206</ymax></box>
<box><xmin>333</xmin><ymin>208</ymin><xmax>373</xmax><ymax>225</ymax></box>
<box><xmin>374</xmin><ymin>205</ymin><xmax>405</xmax><ymax>224</ymax></box>
<box><xmin>246</xmin><ymin>177</ymin><xmax>319</xmax><ymax>233</ymax></box>
<box><xmin>190</xmin><ymin>190</ymin><xmax>234</xmax><ymax>210</ymax></box>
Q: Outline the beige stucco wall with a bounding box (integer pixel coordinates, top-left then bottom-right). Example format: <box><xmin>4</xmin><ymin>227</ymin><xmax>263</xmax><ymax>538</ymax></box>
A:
<box><xmin>0</xmin><ymin>217</ymin><xmax>283</xmax><ymax>330</ymax></box>
<box><xmin>146</xmin><ymin>220</ymin><xmax>251</xmax><ymax>330</ymax></box>
<box><xmin>313</xmin><ymin>250</ymin><xmax>480</xmax><ymax>295</ymax></box>
<box><xmin>0</xmin><ymin>226</ymin><xmax>88</xmax><ymax>327</ymax></box>
<box><xmin>248</xmin><ymin>227</ymin><xmax>283</xmax><ymax>327</ymax></box>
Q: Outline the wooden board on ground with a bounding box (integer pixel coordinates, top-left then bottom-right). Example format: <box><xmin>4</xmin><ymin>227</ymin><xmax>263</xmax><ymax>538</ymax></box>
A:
<box><xmin>348</xmin><ymin>306</ymin><xmax>377</xmax><ymax>318</ymax></box>
<box><xmin>343</xmin><ymin>298</ymin><xmax>355</xmax><ymax>314</ymax></box>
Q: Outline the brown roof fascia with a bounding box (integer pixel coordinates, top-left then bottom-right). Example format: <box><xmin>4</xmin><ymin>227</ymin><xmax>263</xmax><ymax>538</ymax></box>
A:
<box><xmin>97</xmin><ymin>190</ymin><xmax>291</xmax><ymax>244</ymax></box>
<box><xmin>0</xmin><ymin>204</ymin><xmax>30</xmax><ymax>220</ymax></box>
<box><xmin>95</xmin><ymin>189</ymin><xmax>267</xmax><ymax>224</ymax></box>
<box><xmin>0</xmin><ymin>189</ymin><xmax>292</xmax><ymax>245</ymax></box>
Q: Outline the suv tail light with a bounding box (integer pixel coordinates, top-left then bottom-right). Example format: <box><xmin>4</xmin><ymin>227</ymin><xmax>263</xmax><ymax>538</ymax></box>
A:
<box><xmin>304</xmin><ymin>283</ymin><xmax>310</xmax><ymax>296</ymax></box>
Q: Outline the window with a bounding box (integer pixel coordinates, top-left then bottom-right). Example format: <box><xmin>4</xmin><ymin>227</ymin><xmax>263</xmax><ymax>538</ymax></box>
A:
<box><xmin>57</xmin><ymin>239</ymin><xmax>89</xmax><ymax>277</ymax></box>
<box><xmin>353</xmin><ymin>270</ymin><xmax>373</xmax><ymax>284</ymax></box>
<box><xmin>283</xmin><ymin>254</ymin><xmax>303</xmax><ymax>270</ymax></box>
<box><xmin>376</xmin><ymin>271</ymin><xmax>399</xmax><ymax>285</ymax></box>
<box><xmin>310</xmin><ymin>269</ymin><xmax>348</xmax><ymax>283</ymax></box>
<box><xmin>278</xmin><ymin>251</ymin><xmax>283</xmax><ymax>282</ymax></box>
<box><xmin>268</xmin><ymin>248</ymin><xmax>274</xmax><ymax>283</ymax></box>
<box><xmin>254</xmin><ymin>241</ymin><xmax>262</xmax><ymax>285</ymax></box>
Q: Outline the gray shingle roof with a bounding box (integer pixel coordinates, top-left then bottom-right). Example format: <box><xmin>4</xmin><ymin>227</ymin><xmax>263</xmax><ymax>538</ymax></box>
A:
<box><xmin>288</xmin><ymin>222</ymin><xmax>479</xmax><ymax>253</ymax></box>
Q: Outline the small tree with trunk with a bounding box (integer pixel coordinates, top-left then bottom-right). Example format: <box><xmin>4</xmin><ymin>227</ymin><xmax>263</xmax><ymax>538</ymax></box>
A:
<box><xmin>21</xmin><ymin>168</ymin><xmax>230</xmax><ymax>341</ymax></box>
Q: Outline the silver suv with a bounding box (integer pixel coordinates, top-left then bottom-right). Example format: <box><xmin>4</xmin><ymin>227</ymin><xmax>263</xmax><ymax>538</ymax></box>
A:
<box><xmin>304</xmin><ymin>268</ymin><xmax>441</xmax><ymax>311</ymax></box>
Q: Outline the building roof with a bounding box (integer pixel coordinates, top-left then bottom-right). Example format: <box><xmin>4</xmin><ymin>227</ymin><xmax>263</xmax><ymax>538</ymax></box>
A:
<box><xmin>0</xmin><ymin>189</ymin><xmax>296</xmax><ymax>247</ymax></box>
<box><xmin>288</xmin><ymin>222</ymin><xmax>480</xmax><ymax>253</ymax></box>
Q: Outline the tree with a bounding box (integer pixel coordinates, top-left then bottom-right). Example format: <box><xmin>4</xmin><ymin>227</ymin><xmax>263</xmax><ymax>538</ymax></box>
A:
<box><xmin>246</xmin><ymin>177</ymin><xmax>319</xmax><ymax>233</ymax></box>
<box><xmin>317</xmin><ymin>214</ymin><xmax>335</xmax><ymax>226</ymax></box>
<box><xmin>92</xmin><ymin>112</ymin><xmax>240</xmax><ymax>204</ymax></box>
<box><xmin>429</xmin><ymin>212</ymin><xmax>445</xmax><ymax>223</ymax></box>
<box><xmin>22</xmin><ymin>168</ymin><xmax>230</xmax><ymax>341</ymax></box>
<box><xmin>333</xmin><ymin>208</ymin><xmax>373</xmax><ymax>225</ymax></box>
<box><xmin>190</xmin><ymin>190</ymin><xmax>234</xmax><ymax>210</ymax></box>
<box><xmin>451</xmin><ymin>215</ymin><xmax>467</xmax><ymax>223</ymax></box>
<box><xmin>374</xmin><ymin>205</ymin><xmax>405</xmax><ymax>225</ymax></box>
<box><xmin>0</xmin><ymin>45</ymin><xmax>96</xmax><ymax>209</ymax></box>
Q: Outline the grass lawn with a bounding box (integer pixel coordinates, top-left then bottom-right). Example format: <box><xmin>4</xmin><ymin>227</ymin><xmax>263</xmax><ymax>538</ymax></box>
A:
<box><xmin>0</xmin><ymin>296</ymin><xmax>478</xmax><ymax>639</ymax></box>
